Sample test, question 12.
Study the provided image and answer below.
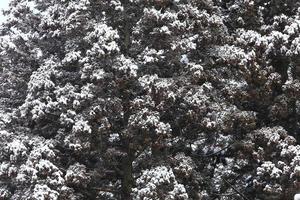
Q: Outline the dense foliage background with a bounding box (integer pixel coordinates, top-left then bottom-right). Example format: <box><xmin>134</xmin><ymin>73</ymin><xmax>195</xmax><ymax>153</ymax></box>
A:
<box><xmin>0</xmin><ymin>0</ymin><xmax>300</xmax><ymax>199</ymax></box>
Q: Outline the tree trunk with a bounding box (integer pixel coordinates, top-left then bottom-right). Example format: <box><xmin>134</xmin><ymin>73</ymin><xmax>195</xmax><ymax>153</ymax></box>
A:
<box><xmin>121</xmin><ymin>149</ymin><xmax>134</xmax><ymax>199</ymax></box>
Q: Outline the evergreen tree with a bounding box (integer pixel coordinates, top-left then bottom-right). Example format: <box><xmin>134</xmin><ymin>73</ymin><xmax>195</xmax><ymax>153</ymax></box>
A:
<box><xmin>0</xmin><ymin>0</ymin><xmax>300</xmax><ymax>199</ymax></box>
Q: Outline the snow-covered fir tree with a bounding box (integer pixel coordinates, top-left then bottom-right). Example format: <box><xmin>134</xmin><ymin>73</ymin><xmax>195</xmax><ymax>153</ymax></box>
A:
<box><xmin>0</xmin><ymin>0</ymin><xmax>300</xmax><ymax>199</ymax></box>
